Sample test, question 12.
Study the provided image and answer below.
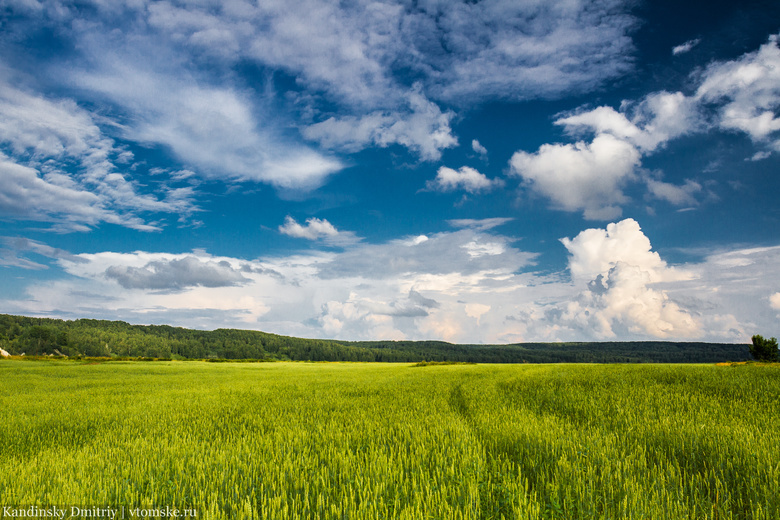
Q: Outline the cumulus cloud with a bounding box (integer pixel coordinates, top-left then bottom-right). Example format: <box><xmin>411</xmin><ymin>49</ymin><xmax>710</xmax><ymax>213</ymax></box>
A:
<box><xmin>512</xmin><ymin>92</ymin><xmax>703</xmax><ymax>217</ymax></box>
<box><xmin>511</xmin><ymin>35</ymin><xmax>780</xmax><ymax>219</ymax></box>
<box><xmin>696</xmin><ymin>34</ymin><xmax>780</xmax><ymax>149</ymax></box>
<box><xmin>278</xmin><ymin>216</ymin><xmax>360</xmax><ymax>245</ymax></box>
<box><xmin>771</xmin><ymin>292</ymin><xmax>780</xmax><ymax>311</ymax></box>
<box><xmin>556</xmin><ymin>91</ymin><xmax>699</xmax><ymax>153</ymax></box>
<box><xmin>426</xmin><ymin>166</ymin><xmax>504</xmax><ymax>194</ymax></box>
<box><xmin>509</xmin><ymin>134</ymin><xmax>641</xmax><ymax>219</ymax></box>
<box><xmin>556</xmin><ymin>219</ymin><xmax>699</xmax><ymax>338</ymax></box>
<box><xmin>561</xmin><ymin>219</ymin><xmax>688</xmax><ymax>283</ymax></box>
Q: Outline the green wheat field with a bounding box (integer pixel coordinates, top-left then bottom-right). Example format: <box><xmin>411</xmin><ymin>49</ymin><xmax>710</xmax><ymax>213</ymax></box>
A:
<box><xmin>1</xmin><ymin>360</ymin><xmax>778</xmax><ymax>519</ymax></box>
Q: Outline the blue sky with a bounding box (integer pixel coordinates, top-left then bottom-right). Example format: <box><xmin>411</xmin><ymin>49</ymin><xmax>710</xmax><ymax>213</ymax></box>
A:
<box><xmin>1</xmin><ymin>0</ymin><xmax>779</xmax><ymax>343</ymax></box>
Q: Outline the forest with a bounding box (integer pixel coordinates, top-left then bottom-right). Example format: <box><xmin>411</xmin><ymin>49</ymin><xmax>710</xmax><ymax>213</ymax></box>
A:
<box><xmin>0</xmin><ymin>313</ymin><xmax>751</xmax><ymax>363</ymax></box>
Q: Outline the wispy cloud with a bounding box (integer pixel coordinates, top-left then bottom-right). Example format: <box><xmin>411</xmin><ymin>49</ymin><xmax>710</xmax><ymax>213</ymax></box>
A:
<box><xmin>0</xmin><ymin>236</ymin><xmax>84</xmax><ymax>270</ymax></box>
<box><xmin>67</xmin><ymin>49</ymin><xmax>343</xmax><ymax>190</ymax></box>
<box><xmin>447</xmin><ymin>218</ymin><xmax>514</xmax><ymax>231</ymax></box>
<box><xmin>0</xmin><ymin>77</ymin><xmax>199</xmax><ymax>231</ymax></box>
<box><xmin>3</xmin><ymin>0</ymin><xmax>640</xmax><ymax>167</ymax></box>
<box><xmin>672</xmin><ymin>38</ymin><xmax>700</xmax><ymax>55</ymax></box>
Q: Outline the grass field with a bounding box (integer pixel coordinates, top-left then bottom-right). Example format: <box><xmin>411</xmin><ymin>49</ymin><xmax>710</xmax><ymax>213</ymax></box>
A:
<box><xmin>1</xmin><ymin>360</ymin><xmax>778</xmax><ymax>519</ymax></box>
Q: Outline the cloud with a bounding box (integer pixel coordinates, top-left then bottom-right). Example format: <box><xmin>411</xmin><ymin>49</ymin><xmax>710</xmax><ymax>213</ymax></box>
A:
<box><xmin>447</xmin><ymin>218</ymin><xmax>513</xmax><ymax>231</ymax></box>
<box><xmin>302</xmin><ymin>86</ymin><xmax>458</xmax><ymax>161</ymax></box>
<box><xmin>771</xmin><ymin>292</ymin><xmax>780</xmax><ymax>311</ymax></box>
<box><xmin>415</xmin><ymin>1</ymin><xmax>638</xmax><ymax>103</ymax></box>
<box><xmin>556</xmin><ymin>219</ymin><xmax>699</xmax><ymax>338</ymax></box>
<box><xmin>553</xmin><ymin>34</ymin><xmax>780</xmax><ymax>161</ymax></box>
<box><xmin>0</xmin><ymin>78</ymin><xmax>199</xmax><ymax>231</ymax></box>
<box><xmin>509</xmin><ymin>134</ymin><xmax>641</xmax><ymax>219</ymax></box>
<box><xmin>426</xmin><ymin>166</ymin><xmax>504</xmax><ymax>194</ymax></box>
<box><xmin>315</xmin><ymin>228</ymin><xmax>536</xmax><ymax>281</ymax></box>
<box><xmin>560</xmin><ymin>219</ymin><xmax>688</xmax><ymax>283</ymax></box>
<box><xmin>696</xmin><ymin>34</ymin><xmax>780</xmax><ymax>147</ymax></box>
<box><xmin>0</xmin><ymin>237</ymin><xmax>86</xmax><ymax>270</ymax></box>
<box><xmin>555</xmin><ymin>91</ymin><xmax>699</xmax><ymax>153</ymax></box>
<box><xmin>472</xmin><ymin>139</ymin><xmax>488</xmax><ymax>157</ymax></box>
<box><xmin>105</xmin><ymin>256</ymin><xmax>250</xmax><ymax>291</ymax></box>
<box><xmin>672</xmin><ymin>38</ymin><xmax>700</xmax><ymax>55</ymax></box>
<box><xmin>278</xmin><ymin>216</ymin><xmax>360</xmax><ymax>245</ymax></box>
<box><xmin>645</xmin><ymin>178</ymin><xmax>702</xmax><ymax>206</ymax></box>
<box><xmin>68</xmin><ymin>54</ymin><xmax>343</xmax><ymax>190</ymax></box>
<box><xmin>748</xmin><ymin>151</ymin><xmax>772</xmax><ymax>161</ymax></box>
<box><xmin>513</xmin><ymin>35</ymin><xmax>780</xmax><ymax>219</ymax></box>
<box><xmin>4</xmin><ymin>221</ymin><xmax>779</xmax><ymax>343</ymax></box>
<box><xmin>4</xmin><ymin>0</ymin><xmax>640</xmax><ymax>167</ymax></box>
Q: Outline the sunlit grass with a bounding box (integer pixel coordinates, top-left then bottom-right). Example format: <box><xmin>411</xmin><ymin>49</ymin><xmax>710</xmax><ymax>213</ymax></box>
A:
<box><xmin>1</xmin><ymin>360</ymin><xmax>778</xmax><ymax>519</ymax></box>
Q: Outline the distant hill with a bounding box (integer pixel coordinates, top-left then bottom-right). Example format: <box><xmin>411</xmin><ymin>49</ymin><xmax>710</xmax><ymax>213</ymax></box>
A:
<box><xmin>0</xmin><ymin>313</ymin><xmax>751</xmax><ymax>363</ymax></box>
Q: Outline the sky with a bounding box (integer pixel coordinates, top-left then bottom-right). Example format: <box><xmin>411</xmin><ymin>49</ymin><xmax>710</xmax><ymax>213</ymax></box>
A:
<box><xmin>1</xmin><ymin>0</ymin><xmax>779</xmax><ymax>344</ymax></box>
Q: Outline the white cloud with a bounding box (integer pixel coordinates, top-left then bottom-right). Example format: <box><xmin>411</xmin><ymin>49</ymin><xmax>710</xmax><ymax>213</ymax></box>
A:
<box><xmin>69</xmin><ymin>55</ymin><xmax>343</xmax><ymax>190</ymax></box>
<box><xmin>426</xmin><ymin>166</ymin><xmax>504</xmax><ymax>194</ymax></box>
<box><xmin>509</xmin><ymin>134</ymin><xmax>641</xmax><ymax>220</ymax></box>
<box><xmin>560</xmin><ymin>219</ymin><xmax>689</xmax><ymax>284</ymax></box>
<box><xmin>5</xmin><ymin>223</ymin><xmax>780</xmax><ymax>344</ymax></box>
<box><xmin>748</xmin><ymin>151</ymin><xmax>772</xmax><ymax>161</ymax></box>
<box><xmin>672</xmin><ymin>38</ymin><xmax>700</xmax><ymax>55</ymax></box>
<box><xmin>556</xmin><ymin>219</ymin><xmax>699</xmax><ymax>338</ymax></box>
<box><xmin>0</xmin><ymin>78</ymin><xmax>198</xmax><ymax>230</ymax></box>
<box><xmin>191</xmin><ymin>0</ymin><xmax>637</xmax><ymax>106</ymax></box>
<box><xmin>770</xmin><ymin>292</ymin><xmax>780</xmax><ymax>311</ymax></box>
<box><xmin>696</xmin><ymin>34</ymin><xmax>780</xmax><ymax>147</ymax></box>
<box><xmin>645</xmin><ymin>178</ymin><xmax>702</xmax><ymax>206</ymax></box>
<box><xmin>556</xmin><ymin>91</ymin><xmax>699</xmax><ymax>153</ymax></box>
<box><xmin>662</xmin><ymin>246</ymin><xmax>780</xmax><ymax>341</ymax></box>
<box><xmin>10</xmin><ymin>0</ymin><xmax>639</xmax><ymax>165</ymax></box>
<box><xmin>518</xmin><ymin>36</ymin><xmax>780</xmax><ymax>219</ymax></box>
<box><xmin>303</xmin><ymin>87</ymin><xmax>458</xmax><ymax>161</ymax></box>
<box><xmin>472</xmin><ymin>139</ymin><xmax>488</xmax><ymax>157</ymax></box>
<box><xmin>0</xmin><ymin>153</ymin><xmax>162</xmax><ymax>232</ymax></box>
<box><xmin>278</xmin><ymin>216</ymin><xmax>360</xmax><ymax>246</ymax></box>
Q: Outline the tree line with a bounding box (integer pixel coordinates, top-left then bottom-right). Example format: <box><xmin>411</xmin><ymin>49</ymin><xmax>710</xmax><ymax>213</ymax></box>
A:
<box><xmin>0</xmin><ymin>313</ymin><xmax>753</xmax><ymax>363</ymax></box>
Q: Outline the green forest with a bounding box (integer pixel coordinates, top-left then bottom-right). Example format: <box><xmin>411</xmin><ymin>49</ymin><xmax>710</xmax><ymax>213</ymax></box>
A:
<box><xmin>0</xmin><ymin>313</ymin><xmax>751</xmax><ymax>363</ymax></box>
